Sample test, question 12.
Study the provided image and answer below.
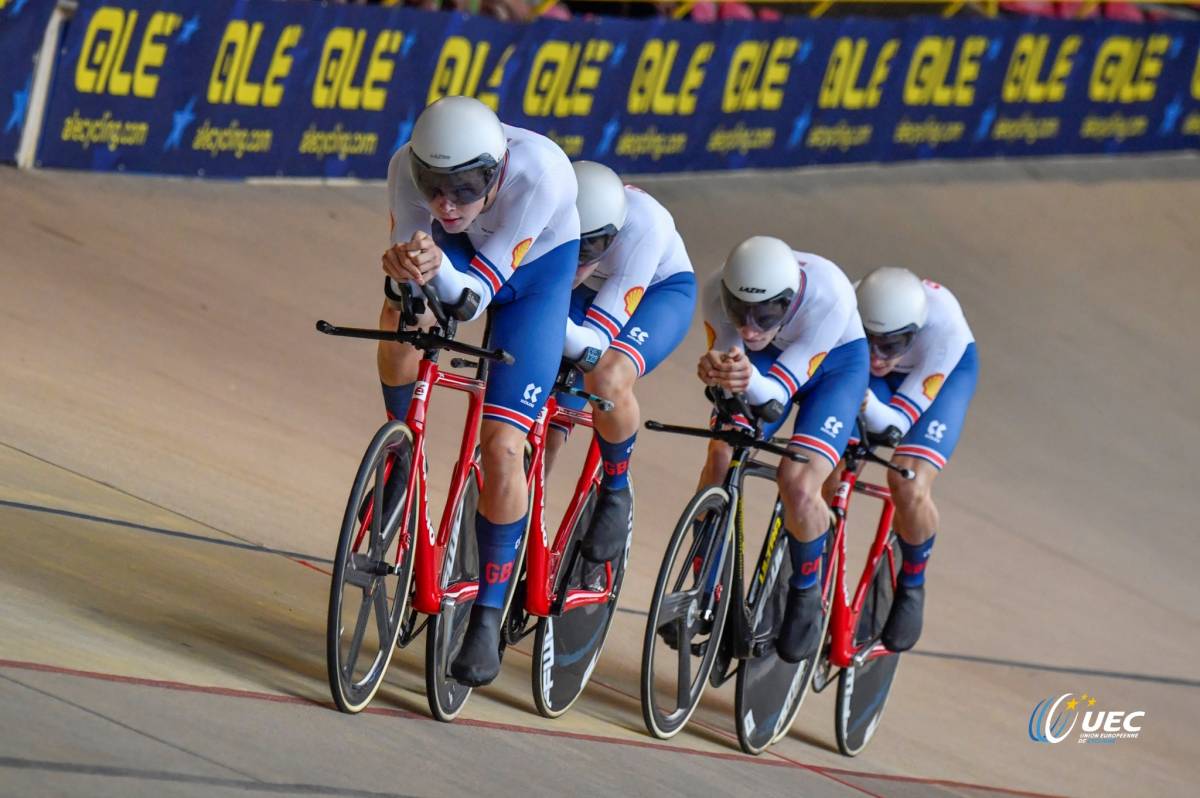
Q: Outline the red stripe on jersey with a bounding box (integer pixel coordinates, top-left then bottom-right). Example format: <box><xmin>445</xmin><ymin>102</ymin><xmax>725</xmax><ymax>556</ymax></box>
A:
<box><xmin>585</xmin><ymin>307</ymin><xmax>621</xmax><ymax>339</ymax></box>
<box><xmin>895</xmin><ymin>445</ymin><xmax>947</xmax><ymax>469</ymax></box>
<box><xmin>889</xmin><ymin>395</ymin><xmax>921</xmax><ymax>424</ymax></box>
<box><xmin>482</xmin><ymin>403</ymin><xmax>534</xmax><ymax>432</ymax></box>
<box><xmin>610</xmin><ymin>340</ymin><xmax>646</xmax><ymax>376</ymax></box>
<box><xmin>790</xmin><ymin>434</ymin><xmax>840</xmax><ymax>466</ymax></box>
<box><xmin>470</xmin><ymin>255</ymin><xmax>503</xmax><ymax>295</ymax></box>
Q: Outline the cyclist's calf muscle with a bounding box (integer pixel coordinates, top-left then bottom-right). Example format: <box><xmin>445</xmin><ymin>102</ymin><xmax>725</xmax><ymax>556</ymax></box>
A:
<box><xmin>479</xmin><ymin>421</ymin><xmax>528</xmax><ymax>524</ymax></box>
<box><xmin>887</xmin><ymin>455</ymin><xmax>939</xmax><ymax>545</ymax></box>
<box><xmin>777</xmin><ymin>454</ymin><xmax>834</xmax><ymax>543</ymax></box>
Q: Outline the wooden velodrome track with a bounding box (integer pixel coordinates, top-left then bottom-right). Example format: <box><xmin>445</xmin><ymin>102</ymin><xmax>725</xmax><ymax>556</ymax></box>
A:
<box><xmin>2</xmin><ymin>155</ymin><xmax>1198</xmax><ymax>797</ymax></box>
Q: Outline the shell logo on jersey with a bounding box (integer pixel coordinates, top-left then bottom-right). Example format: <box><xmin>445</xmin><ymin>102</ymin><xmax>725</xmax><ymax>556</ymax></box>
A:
<box><xmin>704</xmin><ymin>322</ymin><xmax>716</xmax><ymax>349</ymax></box>
<box><xmin>624</xmin><ymin>286</ymin><xmax>645</xmax><ymax>316</ymax></box>
<box><xmin>807</xmin><ymin>352</ymin><xmax>827</xmax><ymax>377</ymax></box>
<box><xmin>923</xmin><ymin>373</ymin><xmax>945</xmax><ymax>400</ymax></box>
<box><xmin>512</xmin><ymin>238</ymin><xmax>533</xmax><ymax>269</ymax></box>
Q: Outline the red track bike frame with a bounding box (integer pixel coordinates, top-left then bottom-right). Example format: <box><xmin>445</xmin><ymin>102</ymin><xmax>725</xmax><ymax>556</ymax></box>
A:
<box><xmin>823</xmin><ymin>465</ymin><xmax>899</xmax><ymax>669</ymax></box>
<box><xmin>367</xmin><ymin>353</ymin><xmax>616</xmax><ymax>619</ymax></box>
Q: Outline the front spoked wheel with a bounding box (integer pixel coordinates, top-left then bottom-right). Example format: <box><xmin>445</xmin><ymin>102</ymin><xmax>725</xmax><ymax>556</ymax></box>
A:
<box><xmin>425</xmin><ymin>471</ymin><xmax>481</xmax><ymax>722</ymax></box>
<box><xmin>735</xmin><ymin>513</ymin><xmax>838</xmax><ymax>754</ymax></box>
<box><xmin>641</xmin><ymin>486</ymin><xmax>734</xmax><ymax>739</ymax></box>
<box><xmin>327</xmin><ymin>422</ymin><xmax>416</xmax><ymax>714</ymax></box>
<box><xmin>836</xmin><ymin>536</ymin><xmax>901</xmax><ymax>756</ymax></box>
<box><xmin>532</xmin><ymin>483</ymin><xmax>628</xmax><ymax>719</ymax></box>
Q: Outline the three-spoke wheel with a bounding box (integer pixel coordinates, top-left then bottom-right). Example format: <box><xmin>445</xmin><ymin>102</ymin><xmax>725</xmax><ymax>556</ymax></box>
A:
<box><xmin>327</xmin><ymin>422</ymin><xmax>417</xmax><ymax>713</ymax></box>
<box><xmin>641</xmin><ymin>486</ymin><xmax>734</xmax><ymax>739</ymax></box>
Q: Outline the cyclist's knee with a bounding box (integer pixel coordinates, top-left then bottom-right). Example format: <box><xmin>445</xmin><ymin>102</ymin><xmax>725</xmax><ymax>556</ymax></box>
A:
<box><xmin>888</xmin><ymin>460</ymin><xmax>935</xmax><ymax>508</ymax></box>
<box><xmin>587</xmin><ymin>352</ymin><xmax>637</xmax><ymax>402</ymax></box>
<box><xmin>778</xmin><ymin>477</ymin><xmax>824</xmax><ymax>520</ymax></box>
<box><xmin>480</xmin><ymin>422</ymin><xmax>526</xmax><ymax>473</ymax></box>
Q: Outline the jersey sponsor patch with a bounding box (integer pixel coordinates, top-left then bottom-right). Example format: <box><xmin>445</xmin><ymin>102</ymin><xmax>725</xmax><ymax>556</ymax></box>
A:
<box><xmin>807</xmin><ymin>351</ymin><xmax>827</xmax><ymax>377</ymax></box>
<box><xmin>923</xmin><ymin>373</ymin><xmax>945</xmax><ymax>400</ymax></box>
<box><xmin>704</xmin><ymin>322</ymin><xmax>716</xmax><ymax>349</ymax></box>
<box><xmin>512</xmin><ymin>237</ymin><xmax>533</xmax><ymax>269</ymax></box>
<box><xmin>624</xmin><ymin>286</ymin><xmax>645</xmax><ymax>316</ymax></box>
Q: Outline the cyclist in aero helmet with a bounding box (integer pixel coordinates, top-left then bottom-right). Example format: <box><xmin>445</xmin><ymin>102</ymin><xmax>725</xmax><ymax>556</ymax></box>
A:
<box><xmin>846</xmin><ymin>266</ymin><xmax>978</xmax><ymax>652</ymax></box>
<box><xmin>544</xmin><ymin>161</ymin><xmax>697</xmax><ymax>563</ymax></box>
<box><xmin>379</xmin><ymin>96</ymin><xmax>580</xmax><ymax>687</ymax></box>
<box><xmin>694</xmin><ymin>236</ymin><xmax>868</xmax><ymax>665</ymax></box>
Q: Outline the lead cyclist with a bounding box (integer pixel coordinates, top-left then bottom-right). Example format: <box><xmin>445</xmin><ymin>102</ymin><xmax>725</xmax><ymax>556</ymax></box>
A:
<box><xmin>378</xmin><ymin>97</ymin><xmax>579</xmax><ymax>687</ymax></box>
<box><xmin>544</xmin><ymin>162</ymin><xmax>697</xmax><ymax>563</ymax></box>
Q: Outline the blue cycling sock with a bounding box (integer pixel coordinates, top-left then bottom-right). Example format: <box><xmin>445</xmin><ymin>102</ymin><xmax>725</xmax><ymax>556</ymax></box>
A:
<box><xmin>381</xmin><ymin>382</ymin><xmax>415</xmax><ymax>422</ymax></box>
<box><xmin>598</xmin><ymin>432</ymin><xmax>636</xmax><ymax>490</ymax></box>
<box><xmin>788</xmin><ymin>532</ymin><xmax>828</xmax><ymax>591</ymax></box>
<box><xmin>897</xmin><ymin>535</ymin><xmax>935</xmax><ymax>588</ymax></box>
<box><xmin>474</xmin><ymin>514</ymin><xmax>525</xmax><ymax>609</ymax></box>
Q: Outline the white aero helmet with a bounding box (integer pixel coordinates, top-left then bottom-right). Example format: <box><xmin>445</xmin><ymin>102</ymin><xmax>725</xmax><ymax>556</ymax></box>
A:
<box><xmin>720</xmin><ymin>236</ymin><xmax>800</xmax><ymax>331</ymax></box>
<box><xmin>573</xmin><ymin>160</ymin><xmax>627</xmax><ymax>265</ymax></box>
<box><xmin>856</xmin><ymin>266</ymin><xmax>928</xmax><ymax>359</ymax></box>
<box><xmin>409</xmin><ymin>96</ymin><xmax>507</xmax><ymax>205</ymax></box>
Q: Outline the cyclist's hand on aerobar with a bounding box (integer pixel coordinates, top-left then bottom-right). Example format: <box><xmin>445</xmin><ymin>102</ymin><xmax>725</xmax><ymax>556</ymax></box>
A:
<box><xmin>382</xmin><ymin>230</ymin><xmax>443</xmax><ymax>286</ymax></box>
<box><xmin>698</xmin><ymin>347</ymin><xmax>751</xmax><ymax>393</ymax></box>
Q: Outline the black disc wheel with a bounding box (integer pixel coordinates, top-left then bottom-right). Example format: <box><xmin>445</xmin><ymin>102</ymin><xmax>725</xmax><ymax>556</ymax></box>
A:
<box><xmin>640</xmin><ymin>486</ymin><xmax>734</xmax><ymax>739</ymax></box>
<box><xmin>327</xmin><ymin>422</ymin><xmax>416</xmax><ymax>714</ymax></box>
<box><xmin>835</xmin><ymin>536</ymin><xmax>901</xmax><ymax>756</ymax></box>
<box><xmin>425</xmin><ymin>472</ymin><xmax>481</xmax><ymax>722</ymax></box>
<box><xmin>735</xmin><ymin>512</ymin><xmax>838</xmax><ymax>754</ymax></box>
<box><xmin>532</xmin><ymin>483</ymin><xmax>629</xmax><ymax>718</ymax></box>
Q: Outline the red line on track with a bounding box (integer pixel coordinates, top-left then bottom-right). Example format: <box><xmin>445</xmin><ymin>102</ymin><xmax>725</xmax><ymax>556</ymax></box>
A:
<box><xmin>503</xmin><ymin>645</ymin><xmax>882</xmax><ymax>797</ymax></box>
<box><xmin>0</xmin><ymin>657</ymin><xmax>1066</xmax><ymax>798</ymax></box>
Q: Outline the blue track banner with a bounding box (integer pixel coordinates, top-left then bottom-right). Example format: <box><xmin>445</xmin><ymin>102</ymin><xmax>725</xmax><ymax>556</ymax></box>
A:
<box><xmin>32</xmin><ymin>0</ymin><xmax>1200</xmax><ymax>177</ymax></box>
<box><xmin>1</xmin><ymin>0</ymin><xmax>57</xmax><ymax>162</ymax></box>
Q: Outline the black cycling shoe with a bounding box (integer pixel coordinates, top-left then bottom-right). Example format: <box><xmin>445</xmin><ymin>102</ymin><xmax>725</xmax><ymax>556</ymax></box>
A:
<box><xmin>449</xmin><ymin>605</ymin><xmax>503</xmax><ymax>687</ymax></box>
<box><xmin>777</xmin><ymin>584</ymin><xmax>824</xmax><ymax>664</ymax></box>
<box><xmin>580</xmin><ymin>485</ymin><xmax>633</xmax><ymax>563</ymax></box>
<box><xmin>881</xmin><ymin>584</ymin><xmax>925</xmax><ymax>652</ymax></box>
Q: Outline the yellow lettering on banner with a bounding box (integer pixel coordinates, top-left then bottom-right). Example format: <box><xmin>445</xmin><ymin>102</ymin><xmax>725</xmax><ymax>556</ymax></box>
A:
<box><xmin>722</xmin><ymin>38</ymin><xmax>798</xmax><ymax>113</ymax></box>
<box><xmin>209</xmin><ymin>23</ymin><xmax>301</xmax><ymax>107</ymax></box>
<box><xmin>314</xmin><ymin>28</ymin><xmax>402</xmax><ymax>110</ymax></box>
<box><xmin>427</xmin><ymin>39</ymin><xmax>510</xmax><ymax>109</ymax></box>
<box><xmin>264</xmin><ymin>26</ymin><xmax>302</xmax><ymax>107</ymax></box>
<box><xmin>819</xmin><ymin>37</ymin><xmax>899</xmax><ymax>110</ymax></box>
<box><xmin>1002</xmin><ymin>34</ymin><xmax>1080</xmax><ymax>104</ymax></box>
<box><xmin>904</xmin><ymin>35</ymin><xmax>986</xmax><ymax>107</ymax></box>
<box><xmin>1089</xmin><ymin>35</ymin><xmax>1169</xmax><ymax>103</ymax></box>
<box><xmin>628</xmin><ymin>39</ymin><xmax>713</xmax><ymax>116</ymax></box>
<box><xmin>362</xmin><ymin>31</ymin><xmax>403</xmax><ymax>110</ymax></box>
<box><xmin>133</xmin><ymin>11</ymin><xmax>179</xmax><ymax>97</ymax></box>
<box><xmin>429</xmin><ymin>37</ymin><xmax>482</xmax><ymax>103</ymax></box>
<box><xmin>523</xmin><ymin>40</ymin><xmax>611</xmax><ymax>118</ymax></box>
<box><xmin>1193</xmin><ymin>48</ymin><xmax>1200</xmax><ymax>100</ymax></box>
<box><xmin>75</xmin><ymin>8</ymin><xmax>181</xmax><ymax>98</ymax></box>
